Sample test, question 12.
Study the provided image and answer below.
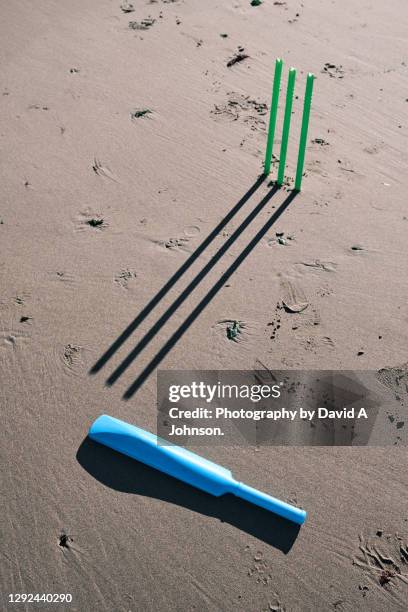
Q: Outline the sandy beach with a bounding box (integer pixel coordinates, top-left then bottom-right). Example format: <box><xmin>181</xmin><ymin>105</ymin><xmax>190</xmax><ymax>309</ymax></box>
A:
<box><xmin>1</xmin><ymin>0</ymin><xmax>408</xmax><ymax>610</ymax></box>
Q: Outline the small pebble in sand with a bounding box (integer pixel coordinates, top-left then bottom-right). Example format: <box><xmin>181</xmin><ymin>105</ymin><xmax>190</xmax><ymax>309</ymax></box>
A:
<box><xmin>87</xmin><ymin>218</ymin><xmax>104</xmax><ymax>228</ymax></box>
<box><xmin>131</xmin><ymin>108</ymin><xmax>152</xmax><ymax>120</ymax></box>
<box><xmin>59</xmin><ymin>533</ymin><xmax>73</xmax><ymax>548</ymax></box>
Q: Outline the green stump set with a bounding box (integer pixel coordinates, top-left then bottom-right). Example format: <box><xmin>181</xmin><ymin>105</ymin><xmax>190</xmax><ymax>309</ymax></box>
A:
<box><xmin>264</xmin><ymin>58</ymin><xmax>315</xmax><ymax>191</ymax></box>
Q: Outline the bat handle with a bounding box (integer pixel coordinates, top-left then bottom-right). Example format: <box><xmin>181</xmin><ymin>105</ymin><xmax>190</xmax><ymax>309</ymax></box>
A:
<box><xmin>232</xmin><ymin>481</ymin><xmax>307</xmax><ymax>525</ymax></box>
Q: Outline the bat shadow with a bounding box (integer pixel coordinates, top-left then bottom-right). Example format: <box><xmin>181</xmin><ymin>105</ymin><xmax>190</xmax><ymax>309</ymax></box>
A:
<box><xmin>76</xmin><ymin>437</ymin><xmax>301</xmax><ymax>553</ymax></box>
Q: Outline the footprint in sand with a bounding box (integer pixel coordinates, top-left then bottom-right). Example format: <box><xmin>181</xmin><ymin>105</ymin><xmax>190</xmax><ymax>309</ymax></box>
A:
<box><xmin>280</xmin><ymin>279</ymin><xmax>309</xmax><ymax>314</ymax></box>
<box><xmin>60</xmin><ymin>343</ymin><xmax>85</xmax><ymax>376</ymax></box>
<box><xmin>150</xmin><ymin>236</ymin><xmax>191</xmax><ymax>253</ymax></box>
<box><xmin>247</xmin><ymin>565</ymin><xmax>288</xmax><ymax>609</ymax></box>
<box><xmin>120</xmin><ymin>1</ymin><xmax>134</xmax><ymax>13</ymax></box>
<box><xmin>183</xmin><ymin>225</ymin><xmax>201</xmax><ymax>237</ymax></box>
<box><xmin>245</xmin><ymin>548</ymin><xmax>289</xmax><ymax>607</ymax></box>
<box><xmin>246</xmin><ymin>549</ymin><xmax>272</xmax><ymax>585</ymax></box>
<box><xmin>211</xmin><ymin>92</ymin><xmax>267</xmax><ymax>131</ymax></box>
<box><xmin>317</xmin><ymin>284</ymin><xmax>334</xmax><ymax>298</ymax></box>
<box><xmin>114</xmin><ymin>268</ymin><xmax>137</xmax><ymax>289</ymax></box>
<box><xmin>262</xmin><ymin>280</ymin><xmax>323</xmax><ymax>353</ymax></box>
<box><xmin>321</xmin><ymin>62</ymin><xmax>345</xmax><ymax>79</ymax></box>
<box><xmin>295</xmin><ymin>261</ymin><xmax>335</xmax><ymax>299</ymax></box>
<box><xmin>280</xmin><ymin>279</ymin><xmax>321</xmax><ymax>326</ymax></box>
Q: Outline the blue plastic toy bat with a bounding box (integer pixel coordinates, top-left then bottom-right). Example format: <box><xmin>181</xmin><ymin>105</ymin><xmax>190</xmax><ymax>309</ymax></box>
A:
<box><xmin>89</xmin><ymin>415</ymin><xmax>307</xmax><ymax>525</ymax></box>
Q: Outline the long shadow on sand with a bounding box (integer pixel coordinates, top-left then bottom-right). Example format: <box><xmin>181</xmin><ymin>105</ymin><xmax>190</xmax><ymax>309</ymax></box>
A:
<box><xmin>90</xmin><ymin>174</ymin><xmax>266</xmax><ymax>376</ymax></box>
<box><xmin>77</xmin><ymin>437</ymin><xmax>301</xmax><ymax>553</ymax></box>
<box><xmin>121</xmin><ymin>188</ymin><xmax>297</xmax><ymax>398</ymax></box>
<box><xmin>89</xmin><ymin>178</ymin><xmax>297</xmax><ymax>398</ymax></box>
